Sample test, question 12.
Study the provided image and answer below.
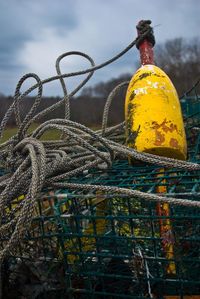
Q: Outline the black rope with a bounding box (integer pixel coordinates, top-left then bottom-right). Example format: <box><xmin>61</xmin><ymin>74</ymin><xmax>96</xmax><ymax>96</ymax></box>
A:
<box><xmin>180</xmin><ymin>76</ymin><xmax>200</xmax><ymax>99</ymax></box>
<box><xmin>136</xmin><ymin>20</ymin><xmax>155</xmax><ymax>49</ymax></box>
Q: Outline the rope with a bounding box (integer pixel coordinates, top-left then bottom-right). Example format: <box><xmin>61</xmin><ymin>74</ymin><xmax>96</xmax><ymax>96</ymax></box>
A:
<box><xmin>136</xmin><ymin>20</ymin><xmax>156</xmax><ymax>49</ymax></box>
<box><xmin>52</xmin><ymin>182</ymin><xmax>200</xmax><ymax>208</ymax></box>
<box><xmin>0</xmin><ymin>24</ymin><xmax>200</xmax><ymax>262</ymax></box>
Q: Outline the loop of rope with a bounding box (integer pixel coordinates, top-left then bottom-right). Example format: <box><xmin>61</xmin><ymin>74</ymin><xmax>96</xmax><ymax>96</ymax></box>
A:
<box><xmin>0</xmin><ymin>26</ymin><xmax>152</xmax><ymax>139</ymax></box>
<box><xmin>0</xmin><ymin>25</ymin><xmax>199</xmax><ymax>262</ymax></box>
<box><xmin>16</xmin><ymin>73</ymin><xmax>43</xmax><ymax>140</ymax></box>
<box><xmin>55</xmin><ymin>51</ymin><xmax>95</xmax><ymax>122</ymax></box>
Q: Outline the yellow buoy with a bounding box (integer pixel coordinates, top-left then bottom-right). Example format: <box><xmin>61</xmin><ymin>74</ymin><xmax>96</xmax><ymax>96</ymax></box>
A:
<box><xmin>125</xmin><ymin>20</ymin><xmax>187</xmax><ymax>276</ymax></box>
<box><xmin>125</xmin><ymin>64</ymin><xmax>187</xmax><ymax>160</ymax></box>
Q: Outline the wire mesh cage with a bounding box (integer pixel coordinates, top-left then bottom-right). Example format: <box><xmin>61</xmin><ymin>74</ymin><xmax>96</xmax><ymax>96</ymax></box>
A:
<box><xmin>1</xmin><ymin>91</ymin><xmax>200</xmax><ymax>298</ymax></box>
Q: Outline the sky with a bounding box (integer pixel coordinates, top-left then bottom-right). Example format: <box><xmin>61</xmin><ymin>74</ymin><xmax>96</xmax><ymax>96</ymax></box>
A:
<box><xmin>0</xmin><ymin>0</ymin><xmax>199</xmax><ymax>96</ymax></box>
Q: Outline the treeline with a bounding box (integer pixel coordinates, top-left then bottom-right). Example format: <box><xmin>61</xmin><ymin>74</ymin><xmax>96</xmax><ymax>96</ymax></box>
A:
<box><xmin>0</xmin><ymin>37</ymin><xmax>199</xmax><ymax>127</ymax></box>
<box><xmin>0</xmin><ymin>78</ymin><xmax>128</xmax><ymax>127</ymax></box>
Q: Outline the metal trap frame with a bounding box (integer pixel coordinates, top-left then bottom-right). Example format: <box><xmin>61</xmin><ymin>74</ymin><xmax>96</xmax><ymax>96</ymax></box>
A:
<box><xmin>1</xmin><ymin>95</ymin><xmax>200</xmax><ymax>299</ymax></box>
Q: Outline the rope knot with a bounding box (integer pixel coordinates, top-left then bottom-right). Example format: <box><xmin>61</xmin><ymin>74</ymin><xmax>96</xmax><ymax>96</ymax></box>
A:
<box><xmin>136</xmin><ymin>20</ymin><xmax>155</xmax><ymax>49</ymax></box>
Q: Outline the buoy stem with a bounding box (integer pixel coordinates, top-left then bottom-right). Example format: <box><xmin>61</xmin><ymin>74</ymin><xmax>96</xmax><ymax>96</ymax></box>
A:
<box><xmin>137</xmin><ymin>20</ymin><xmax>154</xmax><ymax>65</ymax></box>
<box><xmin>138</xmin><ymin>39</ymin><xmax>154</xmax><ymax>65</ymax></box>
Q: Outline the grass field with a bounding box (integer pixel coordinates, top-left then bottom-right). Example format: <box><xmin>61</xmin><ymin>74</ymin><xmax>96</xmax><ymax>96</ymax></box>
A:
<box><xmin>1</xmin><ymin>124</ymin><xmax>62</xmax><ymax>143</ymax></box>
<box><xmin>0</xmin><ymin>123</ymin><xmax>101</xmax><ymax>143</ymax></box>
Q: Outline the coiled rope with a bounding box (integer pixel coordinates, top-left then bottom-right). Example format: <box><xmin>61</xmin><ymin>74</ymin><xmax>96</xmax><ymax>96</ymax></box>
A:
<box><xmin>0</xmin><ymin>22</ymin><xmax>200</xmax><ymax>263</ymax></box>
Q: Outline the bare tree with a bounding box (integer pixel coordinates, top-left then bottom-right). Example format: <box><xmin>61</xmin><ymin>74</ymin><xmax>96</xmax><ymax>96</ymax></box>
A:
<box><xmin>155</xmin><ymin>37</ymin><xmax>200</xmax><ymax>95</ymax></box>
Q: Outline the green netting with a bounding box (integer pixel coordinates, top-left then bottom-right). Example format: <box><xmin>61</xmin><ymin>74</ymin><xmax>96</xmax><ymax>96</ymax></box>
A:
<box><xmin>1</xmin><ymin>95</ymin><xmax>200</xmax><ymax>298</ymax></box>
<box><xmin>50</xmin><ymin>166</ymin><xmax>200</xmax><ymax>298</ymax></box>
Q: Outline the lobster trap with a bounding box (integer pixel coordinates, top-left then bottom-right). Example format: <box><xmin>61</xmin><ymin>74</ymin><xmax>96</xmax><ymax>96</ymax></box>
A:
<box><xmin>1</xmin><ymin>95</ymin><xmax>200</xmax><ymax>299</ymax></box>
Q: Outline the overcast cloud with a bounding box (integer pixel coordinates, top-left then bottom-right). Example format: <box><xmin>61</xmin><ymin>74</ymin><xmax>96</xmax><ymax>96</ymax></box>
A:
<box><xmin>0</xmin><ymin>0</ymin><xmax>199</xmax><ymax>96</ymax></box>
